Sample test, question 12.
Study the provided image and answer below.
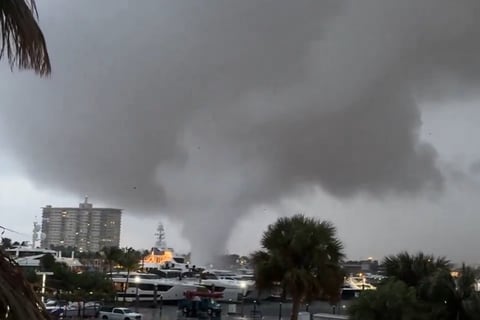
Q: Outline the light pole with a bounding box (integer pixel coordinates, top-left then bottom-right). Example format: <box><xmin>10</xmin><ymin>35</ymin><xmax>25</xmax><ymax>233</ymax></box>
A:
<box><xmin>36</xmin><ymin>272</ymin><xmax>53</xmax><ymax>303</ymax></box>
<box><xmin>135</xmin><ymin>276</ymin><xmax>140</xmax><ymax>312</ymax></box>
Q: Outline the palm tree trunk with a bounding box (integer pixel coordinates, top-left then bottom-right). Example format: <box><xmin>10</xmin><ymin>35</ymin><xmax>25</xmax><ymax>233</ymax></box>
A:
<box><xmin>290</xmin><ymin>296</ymin><xmax>301</xmax><ymax>320</ymax></box>
<box><xmin>123</xmin><ymin>269</ymin><xmax>130</xmax><ymax>303</ymax></box>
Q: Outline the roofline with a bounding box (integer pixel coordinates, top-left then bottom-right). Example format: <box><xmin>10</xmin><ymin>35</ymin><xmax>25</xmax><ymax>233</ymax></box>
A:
<box><xmin>42</xmin><ymin>207</ymin><xmax>122</xmax><ymax>211</ymax></box>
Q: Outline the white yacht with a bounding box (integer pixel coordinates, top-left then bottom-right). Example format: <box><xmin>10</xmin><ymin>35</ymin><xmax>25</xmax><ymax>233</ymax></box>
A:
<box><xmin>193</xmin><ymin>270</ymin><xmax>253</xmax><ymax>302</ymax></box>
<box><xmin>155</xmin><ymin>269</ymin><xmax>184</xmax><ymax>279</ymax></box>
<box><xmin>138</xmin><ymin>249</ymin><xmax>254</xmax><ymax>302</ymax></box>
<box><xmin>110</xmin><ymin>272</ymin><xmax>201</xmax><ymax>303</ymax></box>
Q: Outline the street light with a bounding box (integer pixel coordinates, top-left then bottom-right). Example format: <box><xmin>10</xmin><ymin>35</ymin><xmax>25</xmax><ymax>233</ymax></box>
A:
<box><xmin>36</xmin><ymin>272</ymin><xmax>53</xmax><ymax>303</ymax></box>
<box><xmin>278</xmin><ymin>302</ymin><xmax>282</xmax><ymax>320</ymax></box>
<box><xmin>135</xmin><ymin>276</ymin><xmax>140</xmax><ymax>312</ymax></box>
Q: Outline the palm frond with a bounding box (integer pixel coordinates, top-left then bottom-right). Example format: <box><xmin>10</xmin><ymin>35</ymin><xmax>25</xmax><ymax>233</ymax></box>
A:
<box><xmin>462</xmin><ymin>293</ymin><xmax>480</xmax><ymax>318</ymax></box>
<box><xmin>253</xmin><ymin>214</ymin><xmax>345</xmax><ymax>307</ymax></box>
<box><xmin>251</xmin><ymin>250</ymin><xmax>284</xmax><ymax>294</ymax></box>
<box><xmin>383</xmin><ymin>251</ymin><xmax>450</xmax><ymax>287</ymax></box>
<box><xmin>0</xmin><ymin>0</ymin><xmax>50</xmax><ymax>76</ymax></box>
<box><xmin>0</xmin><ymin>250</ymin><xmax>50</xmax><ymax>319</ymax></box>
<box><xmin>456</xmin><ymin>264</ymin><xmax>477</xmax><ymax>299</ymax></box>
<box><xmin>348</xmin><ymin>280</ymin><xmax>425</xmax><ymax>320</ymax></box>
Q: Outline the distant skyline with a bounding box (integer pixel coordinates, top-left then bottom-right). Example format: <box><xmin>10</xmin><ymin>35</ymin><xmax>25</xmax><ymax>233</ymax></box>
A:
<box><xmin>2</xmin><ymin>1</ymin><xmax>480</xmax><ymax>265</ymax></box>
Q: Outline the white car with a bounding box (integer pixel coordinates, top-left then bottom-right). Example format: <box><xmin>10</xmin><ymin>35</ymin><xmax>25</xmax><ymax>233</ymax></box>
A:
<box><xmin>98</xmin><ymin>307</ymin><xmax>142</xmax><ymax>320</ymax></box>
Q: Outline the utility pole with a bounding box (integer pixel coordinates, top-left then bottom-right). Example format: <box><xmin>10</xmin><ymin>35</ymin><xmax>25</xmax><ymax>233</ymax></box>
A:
<box><xmin>36</xmin><ymin>272</ymin><xmax>54</xmax><ymax>303</ymax></box>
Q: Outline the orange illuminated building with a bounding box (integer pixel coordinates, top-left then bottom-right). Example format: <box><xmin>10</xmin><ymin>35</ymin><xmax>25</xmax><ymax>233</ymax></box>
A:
<box><xmin>142</xmin><ymin>248</ymin><xmax>174</xmax><ymax>265</ymax></box>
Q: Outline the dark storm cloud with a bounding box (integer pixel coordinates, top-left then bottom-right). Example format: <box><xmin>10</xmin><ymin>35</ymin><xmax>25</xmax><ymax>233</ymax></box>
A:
<box><xmin>470</xmin><ymin>160</ymin><xmax>480</xmax><ymax>175</ymax></box>
<box><xmin>1</xmin><ymin>0</ymin><xmax>479</xmax><ymax>261</ymax></box>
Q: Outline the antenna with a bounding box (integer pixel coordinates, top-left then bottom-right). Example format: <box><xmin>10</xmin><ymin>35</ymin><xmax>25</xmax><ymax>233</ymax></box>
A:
<box><xmin>32</xmin><ymin>217</ymin><xmax>41</xmax><ymax>248</ymax></box>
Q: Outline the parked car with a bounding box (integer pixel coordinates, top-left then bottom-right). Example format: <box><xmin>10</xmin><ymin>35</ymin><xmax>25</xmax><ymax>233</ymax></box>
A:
<box><xmin>44</xmin><ymin>300</ymin><xmax>103</xmax><ymax>318</ymax></box>
<box><xmin>178</xmin><ymin>291</ymin><xmax>222</xmax><ymax>318</ymax></box>
<box><xmin>62</xmin><ymin>301</ymin><xmax>102</xmax><ymax>318</ymax></box>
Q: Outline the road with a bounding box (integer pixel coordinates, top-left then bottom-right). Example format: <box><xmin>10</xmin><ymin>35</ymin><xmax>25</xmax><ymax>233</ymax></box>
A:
<box><xmin>135</xmin><ymin>301</ymin><xmax>352</xmax><ymax>320</ymax></box>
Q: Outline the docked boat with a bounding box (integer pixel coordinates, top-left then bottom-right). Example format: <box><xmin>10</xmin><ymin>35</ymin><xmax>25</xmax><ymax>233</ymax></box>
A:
<box><xmin>193</xmin><ymin>270</ymin><xmax>254</xmax><ymax>302</ymax></box>
<box><xmin>110</xmin><ymin>272</ymin><xmax>201</xmax><ymax>303</ymax></box>
<box><xmin>341</xmin><ymin>276</ymin><xmax>376</xmax><ymax>299</ymax></box>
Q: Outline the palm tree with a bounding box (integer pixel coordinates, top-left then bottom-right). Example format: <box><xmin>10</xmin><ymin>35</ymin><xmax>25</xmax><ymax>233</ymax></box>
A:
<box><xmin>0</xmin><ymin>0</ymin><xmax>50</xmax><ymax>75</ymax></box>
<box><xmin>139</xmin><ymin>249</ymin><xmax>150</xmax><ymax>272</ymax></box>
<box><xmin>463</xmin><ymin>294</ymin><xmax>480</xmax><ymax>318</ymax></box>
<box><xmin>0</xmin><ymin>237</ymin><xmax>12</xmax><ymax>249</ymax></box>
<box><xmin>251</xmin><ymin>214</ymin><xmax>345</xmax><ymax>320</ymax></box>
<box><xmin>348</xmin><ymin>280</ymin><xmax>426</xmax><ymax>320</ymax></box>
<box><xmin>418</xmin><ymin>264</ymin><xmax>480</xmax><ymax>320</ymax></box>
<box><xmin>370</xmin><ymin>252</ymin><xmax>480</xmax><ymax>320</ymax></box>
<box><xmin>0</xmin><ymin>250</ymin><xmax>51</xmax><ymax>319</ymax></box>
<box><xmin>102</xmin><ymin>246</ymin><xmax>122</xmax><ymax>279</ymax></box>
<box><xmin>383</xmin><ymin>252</ymin><xmax>450</xmax><ymax>287</ymax></box>
<box><xmin>118</xmin><ymin>247</ymin><xmax>141</xmax><ymax>303</ymax></box>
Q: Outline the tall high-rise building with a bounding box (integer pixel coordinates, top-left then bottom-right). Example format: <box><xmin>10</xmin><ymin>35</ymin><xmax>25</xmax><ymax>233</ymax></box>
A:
<box><xmin>41</xmin><ymin>197</ymin><xmax>122</xmax><ymax>252</ymax></box>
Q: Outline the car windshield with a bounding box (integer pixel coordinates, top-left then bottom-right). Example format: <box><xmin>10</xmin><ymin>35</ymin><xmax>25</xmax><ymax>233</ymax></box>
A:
<box><xmin>123</xmin><ymin>309</ymin><xmax>133</xmax><ymax>314</ymax></box>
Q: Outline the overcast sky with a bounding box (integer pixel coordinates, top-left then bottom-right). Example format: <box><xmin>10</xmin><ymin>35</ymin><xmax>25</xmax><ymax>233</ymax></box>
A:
<box><xmin>2</xmin><ymin>0</ymin><xmax>480</xmax><ymax>265</ymax></box>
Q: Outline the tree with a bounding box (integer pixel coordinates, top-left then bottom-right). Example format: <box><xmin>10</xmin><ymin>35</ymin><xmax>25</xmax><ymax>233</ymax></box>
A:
<box><xmin>463</xmin><ymin>294</ymin><xmax>480</xmax><ymax>318</ymax></box>
<box><xmin>0</xmin><ymin>251</ymin><xmax>50</xmax><ymax>319</ymax></box>
<box><xmin>117</xmin><ymin>247</ymin><xmax>141</xmax><ymax>303</ymax></box>
<box><xmin>348</xmin><ymin>280</ymin><xmax>426</xmax><ymax>320</ymax></box>
<box><xmin>39</xmin><ymin>252</ymin><xmax>56</xmax><ymax>270</ymax></box>
<box><xmin>383</xmin><ymin>252</ymin><xmax>450</xmax><ymax>287</ymax></box>
<box><xmin>102</xmin><ymin>246</ymin><xmax>122</xmax><ymax>279</ymax></box>
<box><xmin>0</xmin><ymin>237</ymin><xmax>12</xmax><ymax>249</ymax></box>
<box><xmin>362</xmin><ymin>252</ymin><xmax>480</xmax><ymax>320</ymax></box>
<box><xmin>418</xmin><ymin>264</ymin><xmax>480</xmax><ymax>320</ymax></box>
<box><xmin>71</xmin><ymin>271</ymin><xmax>115</xmax><ymax>301</ymax></box>
<box><xmin>251</xmin><ymin>214</ymin><xmax>345</xmax><ymax>320</ymax></box>
<box><xmin>0</xmin><ymin>0</ymin><xmax>51</xmax><ymax>75</ymax></box>
<box><xmin>139</xmin><ymin>249</ymin><xmax>150</xmax><ymax>271</ymax></box>
<box><xmin>49</xmin><ymin>262</ymin><xmax>75</xmax><ymax>292</ymax></box>
<box><xmin>38</xmin><ymin>252</ymin><xmax>115</xmax><ymax>301</ymax></box>
<box><xmin>25</xmin><ymin>269</ymin><xmax>39</xmax><ymax>284</ymax></box>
